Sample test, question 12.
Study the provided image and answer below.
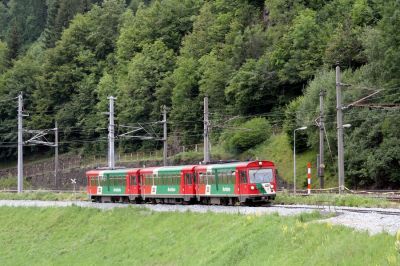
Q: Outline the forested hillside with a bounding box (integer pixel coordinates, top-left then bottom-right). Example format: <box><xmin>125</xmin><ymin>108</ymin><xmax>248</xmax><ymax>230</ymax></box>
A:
<box><xmin>0</xmin><ymin>0</ymin><xmax>399</xmax><ymax>188</ymax></box>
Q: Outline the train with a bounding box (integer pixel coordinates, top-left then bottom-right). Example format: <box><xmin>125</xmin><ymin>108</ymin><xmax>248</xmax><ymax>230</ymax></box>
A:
<box><xmin>86</xmin><ymin>160</ymin><xmax>277</xmax><ymax>205</ymax></box>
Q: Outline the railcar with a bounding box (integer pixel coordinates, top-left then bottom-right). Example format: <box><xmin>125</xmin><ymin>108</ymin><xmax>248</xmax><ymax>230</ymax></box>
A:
<box><xmin>86</xmin><ymin>160</ymin><xmax>277</xmax><ymax>205</ymax></box>
<box><xmin>195</xmin><ymin>161</ymin><xmax>276</xmax><ymax>205</ymax></box>
<box><xmin>87</xmin><ymin>168</ymin><xmax>141</xmax><ymax>203</ymax></box>
<box><xmin>141</xmin><ymin>166</ymin><xmax>188</xmax><ymax>204</ymax></box>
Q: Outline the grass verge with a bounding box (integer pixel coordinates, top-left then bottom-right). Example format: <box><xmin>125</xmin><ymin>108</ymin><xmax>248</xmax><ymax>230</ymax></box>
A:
<box><xmin>0</xmin><ymin>207</ymin><xmax>399</xmax><ymax>265</ymax></box>
<box><xmin>0</xmin><ymin>191</ymin><xmax>87</xmax><ymax>201</ymax></box>
<box><xmin>275</xmin><ymin>193</ymin><xmax>400</xmax><ymax>208</ymax></box>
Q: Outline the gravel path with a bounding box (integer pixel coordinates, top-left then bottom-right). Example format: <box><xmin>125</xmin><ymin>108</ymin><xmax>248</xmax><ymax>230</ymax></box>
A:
<box><xmin>0</xmin><ymin>200</ymin><xmax>399</xmax><ymax>235</ymax></box>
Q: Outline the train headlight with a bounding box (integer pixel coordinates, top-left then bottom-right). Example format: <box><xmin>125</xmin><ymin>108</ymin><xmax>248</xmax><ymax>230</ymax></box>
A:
<box><xmin>250</xmin><ymin>186</ymin><xmax>255</xmax><ymax>190</ymax></box>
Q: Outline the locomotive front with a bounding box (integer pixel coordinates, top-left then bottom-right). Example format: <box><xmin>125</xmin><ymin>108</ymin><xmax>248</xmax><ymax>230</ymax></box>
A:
<box><xmin>244</xmin><ymin>161</ymin><xmax>277</xmax><ymax>202</ymax></box>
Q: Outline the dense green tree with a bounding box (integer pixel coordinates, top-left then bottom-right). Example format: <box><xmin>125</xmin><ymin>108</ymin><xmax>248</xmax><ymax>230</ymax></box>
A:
<box><xmin>225</xmin><ymin>56</ymin><xmax>280</xmax><ymax>115</ymax></box>
<box><xmin>117</xmin><ymin>0</ymin><xmax>202</xmax><ymax>62</ymax></box>
<box><xmin>0</xmin><ymin>0</ymin><xmax>399</xmax><ymax>188</ymax></box>
<box><xmin>271</xmin><ymin>9</ymin><xmax>326</xmax><ymax>84</ymax></box>
<box><xmin>117</xmin><ymin>40</ymin><xmax>175</xmax><ymax>124</ymax></box>
<box><xmin>324</xmin><ymin>21</ymin><xmax>365</xmax><ymax>69</ymax></box>
<box><xmin>43</xmin><ymin>0</ymin><xmax>103</xmax><ymax>48</ymax></box>
<box><xmin>5</xmin><ymin>0</ymin><xmax>47</xmax><ymax>58</ymax></box>
<box><xmin>0</xmin><ymin>2</ymin><xmax>9</xmax><ymax>39</ymax></box>
<box><xmin>0</xmin><ymin>44</ymin><xmax>45</xmax><ymax>159</ymax></box>
<box><xmin>33</xmin><ymin>0</ymin><xmax>125</xmax><ymax>137</ymax></box>
<box><xmin>0</xmin><ymin>41</ymin><xmax>8</xmax><ymax>73</ymax></box>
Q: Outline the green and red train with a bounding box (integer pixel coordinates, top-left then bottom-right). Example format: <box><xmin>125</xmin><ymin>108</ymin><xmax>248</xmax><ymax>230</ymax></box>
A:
<box><xmin>86</xmin><ymin>160</ymin><xmax>277</xmax><ymax>205</ymax></box>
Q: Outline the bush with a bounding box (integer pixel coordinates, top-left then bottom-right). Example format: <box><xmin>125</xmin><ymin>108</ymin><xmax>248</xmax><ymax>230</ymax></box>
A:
<box><xmin>222</xmin><ymin>117</ymin><xmax>272</xmax><ymax>154</ymax></box>
<box><xmin>0</xmin><ymin>177</ymin><xmax>31</xmax><ymax>189</ymax></box>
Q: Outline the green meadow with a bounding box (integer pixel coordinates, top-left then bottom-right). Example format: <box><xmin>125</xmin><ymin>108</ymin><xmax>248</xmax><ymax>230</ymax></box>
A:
<box><xmin>0</xmin><ymin>207</ymin><xmax>398</xmax><ymax>265</ymax></box>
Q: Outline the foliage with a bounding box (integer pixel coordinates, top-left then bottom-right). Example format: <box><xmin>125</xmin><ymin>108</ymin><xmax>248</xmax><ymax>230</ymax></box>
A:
<box><xmin>0</xmin><ymin>41</ymin><xmax>8</xmax><ymax>73</ymax></box>
<box><xmin>0</xmin><ymin>177</ymin><xmax>31</xmax><ymax>189</ymax></box>
<box><xmin>1</xmin><ymin>0</ymin><xmax>400</xmax><ymax>188</ymax></box>
<box><xmin>222</xmin><ymin>117</ymin><xmax>272</xmax><ymax>154</ymax></box>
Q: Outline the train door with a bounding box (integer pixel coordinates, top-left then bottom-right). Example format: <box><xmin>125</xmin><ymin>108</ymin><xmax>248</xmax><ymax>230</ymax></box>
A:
<box><xmin>137</xmin><ymin>174</ymin><xmax>141</xmax><ymax>196</ymax></box>
<box><xmin>183</xmin><ymin>170</ymin><xmax>195</xmax><ymax>196</ymax></box>
<box><xmin>238</xmin><ymin>168</ymin><xmax>248</xmax><ymax>197</ymax></box>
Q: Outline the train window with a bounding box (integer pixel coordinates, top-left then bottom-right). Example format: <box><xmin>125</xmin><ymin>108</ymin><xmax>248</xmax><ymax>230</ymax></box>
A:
<box><xmin>208</xmin><ymin>172</ymin><xmax>215</xmax><ymax>184</ymax></box>
<box><xmin>249</xmin><ymin>169</ymin><xmax>273</xmax><ymax>183</ymax></box>
<box><xmin>220</xmin><ymin>172</ymin><xmax>226</xmax><ymax>184</ymax></box>
<box><xmin>240</xmin><ymin>170</ymin><xmax>247</xmax><ymax>184</ymax></box>
<box><xmin>175</xmin><ymin>175</ymin><xmax>180</xmax><ymax>185</ymax></box>
<box><xmin>229</xmin><ymin>171</ymin><xmax>236</xmax><ymax>184</ymax></box>
<box><xmin>130</xmin><ymin>175</ymin><xmax>136</xmax><ymax>186</ymax></box>
<box><xmin>90</xmin><ymin>177</ymin><xmax>97</xmax><ymax>186</ymax></box>
<box><xmin>185</xmin><ymin>173</ymin><xmax>192</xmax><ymax>185</ymax></box>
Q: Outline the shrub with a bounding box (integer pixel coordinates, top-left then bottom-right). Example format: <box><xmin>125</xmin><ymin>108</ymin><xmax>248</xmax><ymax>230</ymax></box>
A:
<box><xmin>222</xmin><ymin>117</ymin><xmax>272</xmax><ymax>154</ymax></box>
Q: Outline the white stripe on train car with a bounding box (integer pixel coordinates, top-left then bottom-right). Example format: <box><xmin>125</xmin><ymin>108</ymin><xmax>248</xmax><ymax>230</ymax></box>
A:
<box><xmin>152</xmin><ymin>168</ymin><xmax>161</xmax><ymax>176</ymax></box>
<box><xmin>206</xmin><ymin>165</ymin><xmax>213</xmax><ymax>173</ymax></box>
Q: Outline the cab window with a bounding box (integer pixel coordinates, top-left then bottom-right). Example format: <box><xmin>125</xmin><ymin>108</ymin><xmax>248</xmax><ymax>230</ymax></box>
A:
<box><xmin>90</xmin><ymin>176</ymin><xmax>97</xmax><ymax>186</ymax></box>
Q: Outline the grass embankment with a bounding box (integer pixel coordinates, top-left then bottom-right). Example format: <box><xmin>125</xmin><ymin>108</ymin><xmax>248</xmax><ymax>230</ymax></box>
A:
<box><xmin>0</xmin><ymin>207</ymin><xmax>399</xmax><ymax>265</ymax></box>
<box><xmin>275</xmin><ymin>193</ymin><xmax>400</xmax><ymax>208</ymax></box>
<box><xmin>247</xmin><ymin>133</ymin><xmax>336</xmax><ymax>187</ymax></box>
<box><xmin>0</xmin><ymin>191</ymin><xmax>87</xmax><ymax>201</ymax></box>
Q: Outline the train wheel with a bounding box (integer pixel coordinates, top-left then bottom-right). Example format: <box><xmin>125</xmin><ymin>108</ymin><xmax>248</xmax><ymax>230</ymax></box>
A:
<box><xmin>231</xmin><ymin>198</ymin><xmax>239</xmax><ymax>206</ymax></box>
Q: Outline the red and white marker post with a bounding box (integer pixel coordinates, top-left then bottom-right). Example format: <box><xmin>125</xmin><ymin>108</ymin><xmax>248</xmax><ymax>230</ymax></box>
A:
<box><xmin>307</xmin><ymin>162</ymin><xmax>311</xmax><ymax>195</ymax></box>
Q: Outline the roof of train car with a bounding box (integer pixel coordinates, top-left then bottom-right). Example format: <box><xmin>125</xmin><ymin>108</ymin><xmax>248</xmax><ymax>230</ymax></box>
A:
<box><xmin>194</xmin><ymin>160</ymin><xmax>274</xmax><ymax>171</ymax></box>
<box><xmin>86</xmin><ymin>161</ymin><xmax>275</xmax><ymax>175</ymax></box>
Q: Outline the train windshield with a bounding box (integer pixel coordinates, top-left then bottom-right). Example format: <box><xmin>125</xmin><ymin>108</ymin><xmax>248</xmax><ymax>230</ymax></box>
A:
<box><xmin>249</xmin><ymin>169</ymin><xmax>273</xmax><ymax>183</ymax></box>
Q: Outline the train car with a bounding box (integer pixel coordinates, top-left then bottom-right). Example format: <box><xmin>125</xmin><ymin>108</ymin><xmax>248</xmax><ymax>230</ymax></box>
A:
<box><xmin>86</xmin><ymin>160</ymin><xmax>276</xmax><ymax>205</ymax></box>
<box><xmin>195</xmin><ymin>161</ymin><xmax>276</xmax><ymax>204</ymax></box>
<box><xmin>87</xmin><ymin>168</ymin><xmax>138</xmax><ymax>203</ymax></box>
<box><xmin>87</xmin><ymin>169</ymin><xmax>101</xmax><ymax>197</ymax></box>
<box><xmin>141</xmin><ymin>166</ymin><xmax>196</xmax><ymax>204</ymax></box>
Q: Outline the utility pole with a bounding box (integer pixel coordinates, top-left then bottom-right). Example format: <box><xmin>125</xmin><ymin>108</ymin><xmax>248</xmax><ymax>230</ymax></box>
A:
<box><xmin>17</xmin><ymin>93</ymin><xmax>23</xmax><ymax>193</ymax></box>
<box><xmin>162</xmin><ymin>105</ymin><xmax>167</xmax><ymax>166</ymax></box>
<box><xmin>336</xmin><ymin>66</ymin><xmax>345</xmax><ymax>194</ymax></box>
<box><xmin>54</xmin><ymin>121</ymin><xmax>58</xmax><ymax>187</ymax></box>
<box><xmin>108</xmin><ymin>96</ymin><xmax>116</xmax><ymax>169</ymax></box>
<box><xmin>319</xmin><ymin>90</ymin><xmax>325</xmax><ymax>188</ymax></box>
<box><xmin>203</xmin><ymin>96</ymin><xmax>210</xmax><ymax>164</ymax></box>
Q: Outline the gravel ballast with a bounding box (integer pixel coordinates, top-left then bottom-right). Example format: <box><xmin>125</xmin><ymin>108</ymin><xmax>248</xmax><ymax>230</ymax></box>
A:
<box><xmin>0</xmin><ymin>200</ymin><xmax>399</xmax><ymax>235</ymax></box>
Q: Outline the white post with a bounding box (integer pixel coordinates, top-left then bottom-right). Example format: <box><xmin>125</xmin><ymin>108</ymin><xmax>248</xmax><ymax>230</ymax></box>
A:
<box><xmin>108</xmin><ymin>96</ymin><xmax>116</xmax><ymax>169</ymax></box>
<box><xmin>17</xmin><ymin>93</ymin><xmax>23</xmax><ymax>193</ymax></box>
<box><xmin>54</xmin><ymin>121</ymin><xmax>58</xmax><ymax>187</ymax></box>
<box><xmin>203</xmin><ymin>96</ymin><xmax>210</xmax><ymax>163</ymax></box>
<box><xmin>307</xmin><ymin>162</ymin><xmax>311</xmax><ymax>195</ymax></box>
<box><xmin>336</xmin><ymin>66</ymin><xmax>345</xmax><ymax>194</ymax></box>
<box><xmin>162</xmin><ymin>105</ymin><xmax>167</xmax><ymax>166</ymax></box>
